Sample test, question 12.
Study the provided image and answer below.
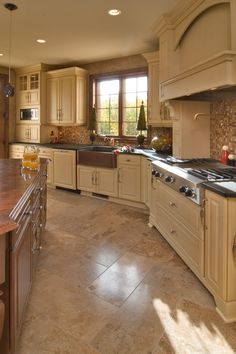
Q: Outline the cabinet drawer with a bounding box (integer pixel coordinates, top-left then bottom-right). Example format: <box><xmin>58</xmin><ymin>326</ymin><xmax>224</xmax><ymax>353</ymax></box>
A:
<box><xmin>118</xmin><ymin>154</ymin><xmax>140</xmax><ymax>165</ymax></box>
<box><xmin>39</xmin><ymin>147</ymin><xmax>52</xmax><ymax>156</ymax></box>
<box><xmin>156</xmin><ymin>181</ymin><xmax>203</xmax><ymax>238</ymax></box>
<box><xmin>155</xmin><ymin>204</ymin><xmax>204</xmax><ymax>276</ymax></box>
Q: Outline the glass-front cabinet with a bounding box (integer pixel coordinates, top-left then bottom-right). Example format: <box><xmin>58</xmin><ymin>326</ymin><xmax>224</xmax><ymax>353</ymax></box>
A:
<box><xmin>17</xmin><ymin>72</ymin><xmax>40</xmax><ymax>106</ymax></box>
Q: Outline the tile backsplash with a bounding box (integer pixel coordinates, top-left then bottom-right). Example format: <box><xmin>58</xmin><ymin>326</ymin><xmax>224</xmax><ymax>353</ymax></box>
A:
<box><xmin>210</xmin><ymin>99</ymin><xmax>236</xmax><ymax>159</ymax></box>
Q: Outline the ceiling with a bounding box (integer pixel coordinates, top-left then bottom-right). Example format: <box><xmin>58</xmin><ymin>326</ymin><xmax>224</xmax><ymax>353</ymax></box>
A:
<box><xmin>0</xmin><ymin>0</ymin><xmax>178</xmax><ymax>69</ymax></box>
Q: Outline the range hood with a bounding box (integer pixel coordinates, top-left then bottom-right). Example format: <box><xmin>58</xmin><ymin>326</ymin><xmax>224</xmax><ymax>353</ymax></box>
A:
<box><xmin>155</xmin><ymin>0</ymin><xmax>236</xmax><ymax>102</ymax></box>
<box><xmin>160</xmin><ymin>51</ymin><xmax>236</xmax><ymax>101</ymax></box>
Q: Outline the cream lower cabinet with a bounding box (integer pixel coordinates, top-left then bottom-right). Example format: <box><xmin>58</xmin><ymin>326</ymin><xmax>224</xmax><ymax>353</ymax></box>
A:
<box><xmin>77</xmin><ymin>166</ymin><xmax>118</xmax><ymax>197</ymax></box>
<box><xmin>52</xmin><ymin>149</ymin><xmax>76</xmax><ymax>190</ymax></box>
<box><xmin>9</xmin><ymin>144</ymin><xmax>25</xmax><ymax>159</ymax></box>
<box><xmin>118</xmin><ymin>155</ymin><xmax>141</xmax><ymax>202</ymax></box>
<box><xmin>204</xmin><ymin>190</ymin><xmax>236</xmax><ymax>322</ymax></box>
<box><xmin>141</xmin><ymin>156</ymin><xmax>152</xmax><ymax>208</ymax></box>
<box><xmin>150</xmin><ymin>179</ymin><xmax>204</xmax><ymax>277</ymax></box>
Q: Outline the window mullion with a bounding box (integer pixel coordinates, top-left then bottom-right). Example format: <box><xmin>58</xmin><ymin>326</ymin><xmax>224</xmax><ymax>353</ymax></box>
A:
<box><xmin>119</xmin><ymin>78</ymin><xmax>123</xmax><ymax>137</ymax></box>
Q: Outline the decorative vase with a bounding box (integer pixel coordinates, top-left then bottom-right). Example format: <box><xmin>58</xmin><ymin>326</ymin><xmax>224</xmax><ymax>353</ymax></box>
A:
<box><xmin>89</xmin><ymin>132</ymin><xmax>96</xmax><ymax>144</ymax></box>
<box><xmin>137</xmin><ymin>134</ymin><xmax>145</xmax><ymax>147</ymax></box>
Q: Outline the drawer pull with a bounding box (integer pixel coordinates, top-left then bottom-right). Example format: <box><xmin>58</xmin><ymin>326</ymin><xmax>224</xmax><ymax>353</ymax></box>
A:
<box><xmin>170</xmin><ymin>229</ymin><xmax>176</xmax><ymax>234</ymax></box>
<box><xmin>0</xmin><ymin>290</ymin><xmax>3</xmax><ymax>297</ymax></box>
<box><xmin>24</xmin><ymin>210</ymin><xmax>32</xmax><ymax>216</ymax></box>
<box><xmin>126</xmin><ymin>159</ymin><xmax>131</xmax><ymax>162</ymax></box>
<box><xmin>169</xmin><ymin>201</ymin><xmax>175</xmax><ymax>207</ymax></box>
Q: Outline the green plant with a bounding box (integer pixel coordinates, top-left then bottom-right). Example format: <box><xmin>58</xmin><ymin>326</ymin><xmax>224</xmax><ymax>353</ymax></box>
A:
<box><xmin>88</xmin><ymin>105</ymin><xmax>97</xmax><ymax>132</ymax></box>
<box><xmin>136</xmin><ymin>101</ymin><xmax>147</xmax><ymax>134</ymax></box>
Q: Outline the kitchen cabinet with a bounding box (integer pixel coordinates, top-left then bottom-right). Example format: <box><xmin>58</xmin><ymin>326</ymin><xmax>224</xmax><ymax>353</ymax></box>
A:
<box><xmin>0</xmin><ymin>234</ymin><xmax>9</xmax><ymax>354</ymax></box>
<box><xmin>142</xmin><ymin>51</ymin><xmax>172</xmax><ymax>126</ymax></box>
<box><xmin>52</xmin><ymin>149</ymin><xmax>76</xmax><ymax>190</ymax></box>
<box><xmin>77</xmin><ymin>165</ymin><xmax>118</xmax><ymax>197</ymax></box>
<box><xmin>38</xmin><ymin>147</ymin><xmax>53</xmax><ymax>185</ymax></box>
<box><xmin>150</xmin><ymin>178</ymin><xmax>204</xmax><ymax>278</ymax></box>
<box><xmin>16</xmin><ymin>71</ymin><xmax>40</xmax><ymax>106</ymax></box>
<box><xmin>15</xmin><ymin>64</ymin><xmax>52</xmax><ymax>144</ymax></box>
<box><xmin>204</xmin><ymin>190</ymin><xmax>236</xmax><ymax>322</ymax></box>
<box><xmin>118</xmin><ymin>155</ymin><xmax>141</xmax><ymax>202</ymax></box>
<box><xmin>9</xmin><ymin>144</ymin><xmax>25</xmax><ymax>159</ymax></box>
<box><xmin>10</xmin><ymin>164</ymin><xmax>47</xmax><ymax>353</ymax></box>
<box><xmin>46</xmin><ymin>67</ymin><xmax>87</xmax><ymax>126</ymax></box>
<box><xmin>15</xmin><ymin>124</ymin><xmax>40</xmax><ymax>143</ymax></box>
<box><xmin>141</xmin><ymin>156</ymin><xmax>151</xmax><ymax>208</ymax></box>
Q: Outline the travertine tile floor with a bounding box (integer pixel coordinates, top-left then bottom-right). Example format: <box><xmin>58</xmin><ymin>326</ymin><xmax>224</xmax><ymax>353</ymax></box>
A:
<box><xmin>18</xmin><ymin>189</ymin><xmax>236</xmax><ymax>354</ymax></box>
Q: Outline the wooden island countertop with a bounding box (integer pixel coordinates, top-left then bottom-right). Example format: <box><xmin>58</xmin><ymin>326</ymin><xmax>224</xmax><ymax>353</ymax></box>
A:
<box><xmin>0</xmin><ymin>159</ymin><xmax>47</xmax><ymax>235</ymax></box>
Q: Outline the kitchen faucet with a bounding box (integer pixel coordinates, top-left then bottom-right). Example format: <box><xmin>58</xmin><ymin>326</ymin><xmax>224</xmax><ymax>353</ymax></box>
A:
<box><xmin>104</xmin><ymin>136</ymin><xmax>115</xmax><ymax>147</ymax></box>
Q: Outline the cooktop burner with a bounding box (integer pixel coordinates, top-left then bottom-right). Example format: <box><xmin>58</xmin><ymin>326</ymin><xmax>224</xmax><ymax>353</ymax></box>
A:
<box><xmin>188</xmin><ymin>167</ymin><xmax>236</xmax><ymax>181</ymax></box>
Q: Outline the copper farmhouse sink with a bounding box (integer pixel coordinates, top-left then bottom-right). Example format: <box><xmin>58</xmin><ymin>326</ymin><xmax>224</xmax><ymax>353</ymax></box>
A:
<box><xmin>77</xmin><ymin>146</ymin><xmax>117</xmax><ymax>168</ymax></box>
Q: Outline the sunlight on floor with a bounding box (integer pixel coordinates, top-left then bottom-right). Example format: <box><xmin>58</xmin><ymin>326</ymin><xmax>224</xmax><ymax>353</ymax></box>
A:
<box><xmin>153</xmin><ymin>298</ymin><xmax>234</xmax><ymax>354</ymax></box>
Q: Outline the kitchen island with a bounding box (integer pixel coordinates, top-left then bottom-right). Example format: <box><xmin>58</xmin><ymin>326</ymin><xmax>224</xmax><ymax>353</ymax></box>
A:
<box><xmin>0</xmin><ymin>159</ymin><xmax>47</xmax><ymax>354</ymax></box>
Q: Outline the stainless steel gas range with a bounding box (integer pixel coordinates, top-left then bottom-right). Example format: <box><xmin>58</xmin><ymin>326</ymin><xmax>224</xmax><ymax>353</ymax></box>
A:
<box><xmin>151</xmin><ymin>157</ymin><xmax>236</xmax><ymax>205</ymax></box>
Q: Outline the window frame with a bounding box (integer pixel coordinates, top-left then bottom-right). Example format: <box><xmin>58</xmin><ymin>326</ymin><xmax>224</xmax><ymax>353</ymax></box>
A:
<box><xmin>89</xmin><ymin>68</ymin><xmax>148</xmax><ymax>139</ymax></box>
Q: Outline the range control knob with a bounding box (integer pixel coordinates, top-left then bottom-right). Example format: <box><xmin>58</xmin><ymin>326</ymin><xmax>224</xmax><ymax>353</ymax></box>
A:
<box><xmin>179</xmin><ymin>185</ymin><xmax>187</xmax><ymax>193</ymax></box>
<box><xmin>151</xmin><ymin>170</ymin><xmax>156</xmax><ymax>176</ymax></box>
<box><xmin>185</xmin><ymin>188</ymin><xmax>196</xmax><ymax>198</ymax></box>
<box><xmin>165</xmin><ymin>175</ymin><xmax>175</xmax><ymax>183</ymax></box>
<box><xmin>155</xmin><ymin>171</ymin><xmax>162</xmax><ymax>178</ymax></box>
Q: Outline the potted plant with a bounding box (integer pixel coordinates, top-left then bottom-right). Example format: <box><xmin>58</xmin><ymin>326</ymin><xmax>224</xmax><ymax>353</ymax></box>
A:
<box><xmin>136</xmin><ymin>101</ymin><xmax>147</xmax><ymax>147</ymax></box>
<box><xmin>88</xmin><ymin>105</ymin><xmax>97</xmax><ymax>144</ymax></box>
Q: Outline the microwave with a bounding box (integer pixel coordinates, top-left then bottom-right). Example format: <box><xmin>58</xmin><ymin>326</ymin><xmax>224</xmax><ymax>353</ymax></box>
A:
<box><xmin>20</xmin><ymin>108</ymin><xmax>39</xmax><ymax>121</ymax></box>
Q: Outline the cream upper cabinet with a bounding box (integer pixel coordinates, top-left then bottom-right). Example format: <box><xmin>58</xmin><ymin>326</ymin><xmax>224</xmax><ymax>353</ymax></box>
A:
<box><xmin>77</xmin><ymin>166</ymin><xmax>118</xmax><ymax>197</ymax></box>
<box><xmin>46</xmin><ymin>67</ymin><xmax>87</xmax><ymax>126</ymax></box>
<box><xmin>118</xmin><ymin>155</ymin><xmax>141</xmax><ymax>202</ymax></box>
<box><xmin>52</xmin><ymin>149</ymin><xmax>76</xmax><ymax>190</ymax></box>
<box><xmin>204</xmin><ymin>190</ymin><xmax>236</xmax><ymax>322</ymax></box>
<box><xmin>16</xmin><ymin>71</ymin><xmax>40</xmax><ymax>106</ymax></box>
<box><xmin>142</xmin><ymin>51</ymin><xmax>172</xmax><ymax>126</ymax></box>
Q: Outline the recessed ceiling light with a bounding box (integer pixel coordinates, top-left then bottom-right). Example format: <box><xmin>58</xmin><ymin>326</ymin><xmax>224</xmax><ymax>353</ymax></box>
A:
<box><xmin>36</xmin><ymin>39</ymin><xmax>46</xmax><ymax>44</ymax></box>
<box><xmin>108</xmin><ymin>9</ymin><xmax>121</xmax><ymax>16</ymax></box>
<box><xmin>0</xmin><ymin>53</ymin><xmax>3</xmax><ymax>56</ymax></box>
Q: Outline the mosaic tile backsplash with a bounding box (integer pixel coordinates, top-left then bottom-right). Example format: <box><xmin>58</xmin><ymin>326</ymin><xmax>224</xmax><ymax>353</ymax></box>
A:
<box><xmin>210</xmin><ymin>99</ymin><xmax>236</xmax><ymax>160</ymax></box>
<box><xmin>58</xmin><ymin>125</ymin><xmax>172</xmax><ymax>148</ymax></box>
<box><xmin>57</xmin><ymin>99</ymin><xmax>236</xmax><ymax>159</ymax></box>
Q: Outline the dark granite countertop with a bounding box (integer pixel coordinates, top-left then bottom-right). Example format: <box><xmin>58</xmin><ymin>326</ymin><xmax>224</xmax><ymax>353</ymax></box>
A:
<box><xmin>203</xmin><ymin>181</ymin><xmax>236</xmax><ymax>198</ymax></box>
<box><xmin>9</xmin><ymin>142</ymin><xmax>168</xmax><ymax>160</ymax></box>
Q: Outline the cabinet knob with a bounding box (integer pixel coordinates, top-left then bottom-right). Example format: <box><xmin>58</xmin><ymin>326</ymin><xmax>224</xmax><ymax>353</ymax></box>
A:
<box><xmin>170</xmin><ymin>229</ymin><xmax>176</xmax><ymax>234</ymax></box>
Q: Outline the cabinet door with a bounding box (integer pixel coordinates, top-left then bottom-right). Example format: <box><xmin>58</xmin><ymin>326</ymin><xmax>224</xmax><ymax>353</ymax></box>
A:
<box><xmin>205</xmin><ymin>191</ymin><xmax>227</xmax><ymax>299</ymax></box>
<box><xmin>39</xmin><ymin>152</ymin><xmax>53</xmax><ymax>185</ymax></box>
<box><xmin>17</xmin><ymin>72</ymin><xmax>40</xmax><ymax>105</ymax></box>
<box><xmin>29</xmin><ymin>126</ymin><xmax>39</xmax><ymax>143</ymax></box>
<box><xmin>59</xmin><ymin>76</ymin><xmax>75</xmax><ymax>125</ymax></box>
<box><xmin>11</xmin><ymin>217</ymin><xmax>32</xmax><ymax>349</ymax></box>
<box><xmin>47</xmin><ymin>78</ymin><xmax>59</xmax><ymax>124</ymax></box>
<box><xmin>97</xmin><ymin>168</ymin><xmax>118</xmax><ymax>197</ymax></box>
<box><xmin>141</xmin><ymin>157</ymin><xmax>151</xmax><ymax>207</ymax></box>
<box><xmin>15</xmin><ymin>125</ymin><xmax>40</xmax><ymax>143</ymax></box>
<box><xmin>77</xmin><ymin>166</ymin><xmax>95</xmax><ymax>192</ymax></box>
<box><xmin>118</xmin><ymin>164</ymin><xmax>141</xmax><ymax>202</ymax></box>
<box><xmin>53</xmin><ymin>150</ymin><xmax>76</xmax><ymax>189</ymax></box>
